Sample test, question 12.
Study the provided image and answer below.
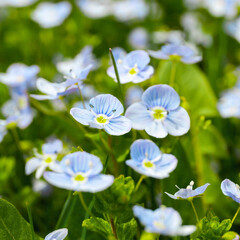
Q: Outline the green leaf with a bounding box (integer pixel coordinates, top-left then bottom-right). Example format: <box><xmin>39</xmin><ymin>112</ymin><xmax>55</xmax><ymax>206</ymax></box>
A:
<box><xmin>222</xmin><ymin>231</ymin><xmax>239</xmax><ymax>240</ymax></box>
<box><xmin>140</xmin><ymin>231</ymin><xmax>159</xmax><ymax>240</ymax></box>
<box><xmin>82</xmin><ymin>217</ymin><xmax>112</xmax><ymax>238</ymax></box>
<box><xmin>0</xmin><ymin>198</ymin><xmax>41</xmax><ymax>240</ymax></box>
<box><xmin>157</xmin><ymin>61</ymin><xmax>218</xmax><ymax>117</ymax></box>
<box><xmin>116</xmin><ymin>218</ymin><xmax>137</xmax><ymax>240</ymax></box>
<box><xmin>0</xmin><ymin>157</ymin><xmax>15</xmax><ymax>183</ymax></box>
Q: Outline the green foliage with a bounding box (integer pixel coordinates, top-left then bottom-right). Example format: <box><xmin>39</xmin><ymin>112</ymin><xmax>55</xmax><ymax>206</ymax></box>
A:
<box><xmin>222</xmin><ymin>231</ymin><xmax>239</xmax><ymax>240</ymax></box>
<box><xmin>0</xmin><ymin>198</ymin><xmax>42</xmax><ymax>240</ymax></box>
<box><xmin>140</xmin><ymin>232</ymin><xmax>159</xmax><ymax>240</ymax></box>
<box><xmin>116</xmin><ymin>218</ymin><xmax>137</xmax><ymax>240</ymax></box>
<box><xmin>0</xmin><ymin>157</ymin><xmax>15</xmax><ymax>183</ymax></box>
<box><xmin>191</xmin><ymin>211</ymin><xmax>232</xmax><ymax>240</ymax></box>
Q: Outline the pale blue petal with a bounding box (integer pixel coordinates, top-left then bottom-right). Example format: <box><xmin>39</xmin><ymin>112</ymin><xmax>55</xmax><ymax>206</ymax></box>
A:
<box><xmin>142</xmin><ymin>85</ymin><xmax>180</xmax><ymax>110</ymax></box>
<box><xmin>60</xmin><ymin>151</ymin><xmax>103</xmax><ymax>176</ymax></box>
<box><xmin>135</xmin><ymin>66</ymin><xmax>154</xmax><ymax>83</ymax></box>
<box><xmin>221</xmin><ymin>179</ymin><xmax>240</xmax><ymax>203</ymax></box>
<box><xmin>45</xmin><ymin>228</ymin><xmax>68</xmax><ymax>240</ymax></box>
<box><xmin>75</xmin><ymin>174</ymin><xmax>114</xmax><ymax>193</ymax></box>
<box><xmin>155</xmin><ymin>154</ymin><xmax>178</xmax><ymax>173</ymax></box>
<box><xmin>104</xmin><ymin>116</ymin><xmax>132</xmax><ymax>136</ymax></box>
<box><xmin>165</xmin><ymin>192</ymin><xmax>178</xmax><ymax>199</ymax></box>
<box><xmin>194</xmin><ymin>183</ymin><xmax>210</xmax><ymax>196</ymax></box>
<box><xmin>70</xmin><ymin>108</ymin><xmax>95</xmax><ymax>125</ymax></box>
<box><xmin>163</xmin><ymin>107</ymin><xmax>190</xmax><ymax>136</ymax></box>
<box><xmin>111</xmin><ymin>47</ymin><xmax>127</xmax><ymax>62</ymax></box>
<box><xmin>25</xmin><ymin>158</ymin><xmax>42</xmax><ymax>175</ymax></box>
<box><xmin>89</xmin><ymin>94</ymin><xmax>124</xmax><ymax>117</ymax></box>
<box><xmin>125</xmin><ymin>102</ymin><xmax>152</xmax><ymax>130</ymax></box>
<box><xmin>30</xmin><ymin>94</ymin><xmax>58</xmax><ymax>100</ymax></box>
<box><xmin>145</xmin><ymin>121</ymin><xmax>168</xmax><ymax>138</ymax></box>
<box><xmin>130</xmin><ymin>139</ymin><xmax>161</xmax><ymax>162</ymax></box>
<box><xmin>123</xmin><ymin>50</ymin><xmax>150</xmax><ymax>70</ymax></box>
<box><xmin>107</xmin><ymin>65</ymin><xmax>127</xmax><ymax>79</ymax></box>
<box><xmin>181</xmin><ymin>56</ymin><xmax>202</xmax><ymax>64</ymax></box>
<box><xmin>42</xmin><ymin>139</ymin><xmax>63</xmax><ymax>154</ymax></box>
<box><xmin>148</xmin><ymin>50</ymin><xmax>169</xmax><ymax>60</ymax></box>
<box><xmin>36</xmin><ymin>78</ymin><xmax>59</xmax><ymax>96</ymax></box>
<box><xmin>177</xmin><ymin>226</ymin><xmax>197</xmax><ymax>236</ymax></box>
<box><xmin>133</xmin><ymin>205</ymin><xmax>155</xmax><ymax>226</ymax></box>
<box><xmin>44</xmin><ymin>172</ymin><xmax>74</xmax><ymax>190</ymax></box>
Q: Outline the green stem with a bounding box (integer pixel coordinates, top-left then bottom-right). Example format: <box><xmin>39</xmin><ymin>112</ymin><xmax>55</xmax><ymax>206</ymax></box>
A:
<box><xmin>26</xmin><ymin>204</ymin><xmax>35</xmax><ymax>240</ymax></box>
<box><xmin>56</xmin><ymin>191</ymin><xmax>77</xmax><ymax>229</ymax></box>
<box><xmin>135</xmin><ymin>175</ymin><xmax>145</xmax><ymax>192</ymax></box>
<box><xmin>232</xmin><ymin>206</ymin><xmax>240</xmax><ymax>224</ymax></box>
<box><xmin>190</xmin><ymin>200</ymin><xmax>199</xmax><ymax>223</ymax></box>
<box><xmin>77</xmin><ymin>83</ymin><xmax>86</xmax><ymax>109</ymax></box>
<box><xmin>10</xmin><ymin>127</ymin><xmax>23</xmax><ymax>153</ymax></box>
<box><xmin>78</xmin><ymin>192</ymin><xmax>93</xmax><ymax>217</ymax></box>
<box><xmin>110</xmin><ymin>216</ymin><xmax>118</xmax><ymax>240</ymax></box>
<box><xmin>109</xmin><ymin>48</ymin><xmax>125</xmax><ymax>108</ymax></box>
<box><xmin>169</xmin><ymin>61</ymin><xmax>177</xmax><ymax>87</ymax></box>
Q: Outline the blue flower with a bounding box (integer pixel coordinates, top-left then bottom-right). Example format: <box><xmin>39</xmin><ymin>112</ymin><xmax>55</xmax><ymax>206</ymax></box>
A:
<box><xmin>45</xmin><ymin>228</ymin><xmax>68</xmax><ymax>240</ymax></box>
<box><xmin>30</xmin><ymin>78</ymin><xmax>78</xmax><ymax>100</ymax></box>
<box><xmin>31</xmin><ymin>2</ymin><xmax>72</xmax><ymax>29</ymax></box>
<box><xmin>125</xmin><ymin>86</ymin><xmax>143</xmax><ymax>107</ymax></box>
<box><xmin>25</xmin><ymin>139</ymin><xmax>63</xmax><ymax>179</ymax></box>
<box><xmin>70</xmin><ymin>94</ymin><xmax>132</xmax><ymax>136</ymax></box>
<box><xmin>128</xmin><ymin>27</ymin><xmax>149</xmax><ymax>49</ymax></box>
<box><xmin>57</xmin><ymin>45</ymin><xmax>98</xmax><ymax>86</ymax></box>
<box><xmin>165</xmin><ymin>181</ymin><xmax>210</xmax><ymax>200</ymax></box>
<box><xmin>0</xmin><ymin>63</ymin><xmax>39</xmax><ymax>90</ymax></box>
<box><xmin>133</xmin><ymin>205</ymin><xmax>196</xmax><ymax>236</ymax></box>
<box><xmin>44</xmin><ymin>151</ymin><xmax>114</xmax><ymax>193</ymax></box>
<box><xmin>217</xmin><ymin>84</ymin><xmax>240</xmax><ymax>118</ymax></box>
<box><xmin>149</xmin><ymin>43</ymin><xmax>202</xmax><ymax>64</ymax></box>
<box><xmin>111</xmin><ymin>47</ymin><xmax>127</xmax><ymax>64</ymax></box>
<box><xmin>221</xmin><ymin>179</ymin><xmax>240</xmax><ymax>204</ymax></box>
<box><xmin>107</xmin><ymin>50</ymin><xmax>154</xmax><ymax>84</ymax></box>
<box><xmin>125</xmin><ymin>84</ymin><xmax>190</xmax><ymax>138</ymax></box>
<box><xmin>126</xmin><ymin>139</ymin><xmax>177</xmax><ymax>179</ymax></box>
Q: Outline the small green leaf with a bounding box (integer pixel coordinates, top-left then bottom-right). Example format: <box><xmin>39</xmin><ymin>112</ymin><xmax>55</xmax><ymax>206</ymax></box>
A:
<box><xmin>140</xmin><ymin>231</ymin><xmax>159</xmax><ymax>240</ymax></box>
<box><xmin>70</xmin><ymin>146</ymin><xmax>84</xmax><ymax>153</ymax></box>
<box><xmin>117</xmin><ymin>218</ymin><xmax>137</xmax><ymax>240</ymax></box>
<box><xmin>222</xmin><ymin>231</ymin><xmax>239</xmax><ymax>240</ymax></box>
<box><xmin>82</xmin><ymin>217</ymin><xmax>112</xmax><ymax>238</ymax></box>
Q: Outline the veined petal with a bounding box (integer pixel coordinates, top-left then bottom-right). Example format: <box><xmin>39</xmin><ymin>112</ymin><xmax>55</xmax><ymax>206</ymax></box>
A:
<box><xmin>142</xmin><ymin>85</ymin><xmax>180</xmax><ymax>110</ymax></box>
<box><xmin>145</xmin><ymin>121</ymin><xmax>168</xmax><ymax>138</ymax></box>
<box><xmin>155</xmin><ymin>154</ymin><xmax>178</xmax><ymax>173</ymax></box>
<box><xmin>25</xmin><ymin>157</ymin><xmax>42</xmax><ymax>175</ymax></box>
<box><xmin>104</xmin><ymin>116</ymin><xmax>132</xmax><ymax>136</ymax></box>
<box><xmin>130</xmin><ymin>139</ymin><xmax>161</xmax><ymax>162</ymax></box>
<box><xmin>194</xmin><ymin>183</ymin><xmax>210</xmax><ymax>196</ymax></box>
<box><xmin>125</xmin><ymin>102</ymin><xmax>152</xmax><ymax>130</ymax></box>
<box><xmin>123</xmin><ymin>50</ymin><xmax>150</xmax><ymax>70</ymax></box>
<box><xmin>89</xmin><ymin>94</ymin><xmax>124</xmax><ymax>117</ymax></box>
<box><xmin>36</xmin><ymin>78</ymin><xmax>58</xmax><ymax>96</ymax></box>
<box><xmin>221</xmin><ymin>179</ymin><xmax>240</xmax><ymax>203</ymax></box>
<box><xmin>75</xmin><ymin>174</ymin><xmax>114</xmax><ymax>193</ymax></box>
<box><xmin>163</xmin><ymin>107</ymin><xmax>190</xmax><ymax>136</ymax></box>
<box><xmin>45</xmin><ymin>228</ymin><xmax>68</xmax><ymax>240</ymax></box>
<box><xmin>42</xmin><ymin>139</ymin><xmax>63</xmax><ymax>154</ymax></box>
<box><xmin>70</xmin><ymin>108</ymin><xmax>95</xmax><ymax>125</ymax></box>
<box><xmin>134</xmin><ymin>65</ymin><xmax>154</xmax><ymax>83</ymax></box>
<box><xmin>44</xmin><ymin>172</ymin><xmax>74</xmax><ymax>190</ymax></box>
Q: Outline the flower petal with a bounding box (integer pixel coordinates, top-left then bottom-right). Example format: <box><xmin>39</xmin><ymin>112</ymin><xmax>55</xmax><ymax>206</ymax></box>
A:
<box><xmin>70</xmin><ymin>108</ymin><xmax>95</xmax><ymax>125</ymax></box>
<box><xmin>134</xmin><ymin>65</ymin><xmax>154</xmax><ymax>83</ymax></box>
<box><xmin>163</xmin><ymin>107</ymin><xmax>190</xmax><ymax>136</ymax></box>
<box><xmin>145</xmin><ymin>121</ymin><xmax>168</xmax><ymax>138</ymax></box>
<box><xmin>89</xmin><ymin>94</ymin><xmax>124</xmax><ymax>117</ymax></box>
<box><xmin>148</xmin><ymin>50</ymin><xmax>169</xmax><ymax>60</ymax></box>
<box><xmin>194</xmin><ymin>183</ymin><xmax>210</xmax><ymax>196</ymax></box>
<box><xmin>25</xmin><ymin>157</ymin><xmax>42</xmax><ymax>175</ymax></box>
<box><xmin>177</xmin><ymin>226</ymin><xmax>197</xmax><ymax>236</ymax></box>
<box><xmin>155</xmin><ymin>154</ymin><xmax>178</xmax><ymax>174</ymax></box>
<box><xmin>123</xmin><ymin>50</ymin><xmax>150</xmax><ymax>70</ymax></box>
<box><xmin>42</xmin><ymin>139</ymin><xmax>63</xmax><ymax>154</ymax></box>
<box><xmin>125</xmin><ymin>102</ymin><xmax>152</xmax><ymax>130</ymax></box>
<box><xmin>181</xmin><ymin>56</ymin><xmax>202</xmax><ymax>64</ymax></box>
<box><xmin>221</xmin><ymin>179</ymin><xmax>240</xmax><ymax>203</ymax></box>
<box><xmin>45</xmin><ymin>228</ymin><xmax>68</xmax><ymax>240</ymax></box>
<box><xmin>142</xmin><ymin>84</ymin><xmax>180</xmax><ymax>110</ymax></box>
<box><xmin>104</xmin><ymin>116</ymin><xmax>132</xmax><ymax>136</ymax></box>
<box><xmin>30</xmin><ymin>94</ymin><xmax>58</xmax><ymax>100</ymax></box>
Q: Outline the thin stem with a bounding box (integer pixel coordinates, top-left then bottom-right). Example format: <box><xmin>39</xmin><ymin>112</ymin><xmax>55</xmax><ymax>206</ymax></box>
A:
<box><xmin>190</xmin><ymin>200</ymin><xmax>199</xmax><ymax>223</ymax></box>
<box><xmin>107</xmin><ymin>135</ymin><xmax>118</xmax><ymax>176</ymax></box>
<box><xmin>10</xmin><ymin>127</ymin><xmax>23</xmax><ymax>153</ymax></box>
<box><xmin>232</xmin><ymin>206</ymin><xmax>240</xmax><ymax>224</ymax></box>
<box><xmin>26</xmin><ymin>204</ymin><xmax>35</xmax><ymax>240</ymax></box>
<box><xmin>135</xmin><ymin>175</ymin><xmax>145</xmax><ymax>192</ymax></box>
<box><xmin>78</xmin><ymin>192</ymin><xmax>94</xmax><ymax>217</ymax></box>
<box><xmin>109</xmin><ymin>48</ymin><xmax>125</xmax><ymax>108</ymax></box>
<box><xmin>77</xmin><ymin>83</ymin><xmax>86</xmax><ymax>109</ymax></box>
<box><xmin>169</xmin><ymin>61</ymin><xmax>177</xmax><ymax>87</ymax></box>
<box><xmin>56</xmin><ymin>191</ymin><xmax>77</xmax><ymax>229</ymax></box>
<box><xmin>110</xmin><ymin>216</ymin><xmax>118</xmax><ymax>240</ymax></box>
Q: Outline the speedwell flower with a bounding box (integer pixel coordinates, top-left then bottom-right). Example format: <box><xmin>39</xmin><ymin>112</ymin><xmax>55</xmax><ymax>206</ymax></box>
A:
<box><xmin>25</xmin><ymin>139</ymin><xmax>63</xmax><ymax>179</ymax></box>
<box><xmin>126</xmin><ymin>139</ymin><xmax>177</xmax><ymax>179</ymax></box>
<box><xmin>31</xmin><ymin>2</ymin><xmax>72</xmax><ymax>28</ymax></box>
<box><xmin>107</xmin><ymin>50</ymin><xmax>154</xmax><ymax>84</ymax></box>
<box><xmin>70</xmin><ymin>94</ymin><xmax>131</xmax><ymax>136</ymax></box>
<box><xmin>165</xmin><ymin>181</ymin><xmax>210</xmax><ymax>200</ymax></box>
<box><xmin>221</xmin><ymin>179</ymin><xmax>240</xmax><ymax>204</ymax></box>
<box><xmin>125</xmin><ymin>84</ymin><xmax>190</xmax><ymax>138</ymax></box>
<box><xmin>149</xmin><ymin>43</ymin><xmax>202</xmax><ymax>64</ymax></box>
<box><xmin>44</xmin><ymin>151</ymin><xmax>114</xmax><ymax>192</ymax></box>
<box><xmin>45</xmin><ymin>228</ymin><xmax>68</xmax><ymax>240</ymax></box>
<box><xmin>133</xmin><ymin>205</ymin><xmax>196</xmax><ymax>236</ymax></box>
<box><xmin>30</xmin><ymin>78</ymin><xmax>78</xmax><ymax>100</ymax></box>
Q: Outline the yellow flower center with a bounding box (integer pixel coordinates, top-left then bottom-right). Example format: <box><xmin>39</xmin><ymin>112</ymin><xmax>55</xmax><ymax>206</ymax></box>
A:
<box><xmin>152</xmin><ymin>108</ymin><xmax>167</xmax><ymax>120</ymax></box>
<box><xmin>44</xmin><ymin>157</ymin><xmax>53</xmax><ymax>163</ymax></box>
<box><xmin>74</xmin><ymin>174</ymin><xmax>85</xmax><ymax>182</ymax></box>
<box><xmin>144</xmin><ymin>161</ymin><xmax>154</xmax><ymax>168</ymax></box>
<box><xmin>96</xmin><ymin>115</ymin><xmax>108</xmax><ymax>124</ymax></box>
<box><xmin>129</xmin><ymin>67</ymin><xmax>137</xmax><ymax>75</ymax></box>
<box><xmin>169</xmin><ymin>54</ymin><xmax>182</xmax><ymax>62</ymax></box>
